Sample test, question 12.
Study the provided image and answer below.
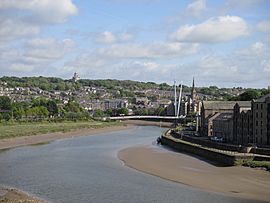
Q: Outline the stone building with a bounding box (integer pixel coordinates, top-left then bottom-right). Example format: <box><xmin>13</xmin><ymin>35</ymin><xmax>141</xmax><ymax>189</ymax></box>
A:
<box><xmin>72</xmin><ymin>72</ymin><xmax>80</xmax><ymax>82</ymax></box>
<box><xmin>104</xmin><ymin>99</ymin><xmax>128</xmax><ymax>110</ymax></box>
<box><xmin>233</xmin><ymin>102</ymin><xmax>252</xmax><ymax>145</ymax></box>
<box><xmin>252</xmin><ymin>93</ymin><xmax>270</xmax><ymax>146</ymax></box>
<box><xmin>200</xmin><ymin>101</ymin><xmax>249</xmax><ymax>136</ymax></box>
<box><xmin>79</xmin><ymin>100</ymin><xmax>105</xmax><ymax>111</ymax></box>
<box><xmin>212</xmin><ymin>113</ymin><xmax>233</xmax><ymax>142</ymax></box>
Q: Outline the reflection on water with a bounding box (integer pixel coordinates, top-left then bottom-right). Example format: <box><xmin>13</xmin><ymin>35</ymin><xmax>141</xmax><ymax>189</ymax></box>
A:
<box><xmin>0</xmin><ymin>126</ymin><xmax>256</xmax><ymax>203</ymax></box>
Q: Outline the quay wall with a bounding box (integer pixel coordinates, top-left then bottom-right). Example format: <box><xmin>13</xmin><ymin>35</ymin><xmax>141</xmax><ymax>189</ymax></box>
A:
<box><xmin>161</xmin><ymin>131</ymin><xmax>254</xmax><ymax>166</ymax></box>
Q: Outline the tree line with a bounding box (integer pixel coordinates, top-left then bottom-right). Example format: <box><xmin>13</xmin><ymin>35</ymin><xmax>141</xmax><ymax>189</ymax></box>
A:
<box><xmin>0</xmin><ymin>96</ymin><xmax>91</xmax><ymax>122</ymax></box>
<box><xmin>0</xmin><ymin>96</ymin><xmax>132</xmax><ymax>122</ymax></box>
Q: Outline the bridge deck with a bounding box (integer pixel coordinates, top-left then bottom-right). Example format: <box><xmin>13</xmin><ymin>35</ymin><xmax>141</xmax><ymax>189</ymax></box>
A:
<box><xmin>109</xmin><ymin>115</ymin><xmax>185</xmax><ymax>120</ymax></box>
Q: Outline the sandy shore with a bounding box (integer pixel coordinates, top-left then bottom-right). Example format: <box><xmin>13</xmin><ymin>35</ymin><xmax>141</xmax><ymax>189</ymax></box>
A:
<box><xmin>0</xmin><ymin>124</ymin><xmax>133</xmax><ymax>150</ymax></box>
<box><xmin>118</xmin><ymin>146</ymin><xmax>270</xmax><ymax>202</ymax></box>
<box><xmin>0</xmin><ymin>186</ymin><xmax>44</xmax><ymax>203</ymax></box>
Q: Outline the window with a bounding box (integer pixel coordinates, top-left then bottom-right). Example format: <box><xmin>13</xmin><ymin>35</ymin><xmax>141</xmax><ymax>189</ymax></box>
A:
<box><xmin>256</xmin><ymin>121</ymin><xmax>258</xmax><ymax>126</ymax></box>
<box><xmin>261</xmin><ymin>112</ymin><xmax>263</xmax><ymax>118</ymax></box>
<box><xmin>261</xmin><ymin>129</ymin><xmax>263</xmax><ymax>135</ymax></box>
<box><xmin>261</xmin><ymin>103</ymin><xmax>263</xmax><ymax>109</ymax></box>
<box><xmin>256</xmin><ymin>112</ymin><xmax>258</xmax><ymax>118</ymax></box>
<box><xmin>256</xmin><ymin>104</ymin><xmax>259</xmax><ymax>109</ymax></box>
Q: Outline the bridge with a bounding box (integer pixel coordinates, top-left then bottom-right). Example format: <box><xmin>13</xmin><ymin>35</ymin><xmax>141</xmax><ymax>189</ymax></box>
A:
<box><xmin>109</xmin><ymin>115</ymin><xmax>185</xmax><ymax>120</ymax></box>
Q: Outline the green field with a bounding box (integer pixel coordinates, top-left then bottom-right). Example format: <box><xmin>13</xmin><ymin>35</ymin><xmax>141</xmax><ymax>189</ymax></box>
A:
<box><xmin>0</xmin><ymin>121</ymin><xmax>121</xmax><ymax>139</ymax></box>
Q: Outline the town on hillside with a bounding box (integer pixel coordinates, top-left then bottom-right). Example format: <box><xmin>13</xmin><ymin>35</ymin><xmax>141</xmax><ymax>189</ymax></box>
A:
<box><xmin>0</xmin><ymin>73</ymin><xmax>270</xmax><ymax>147</ymax></box>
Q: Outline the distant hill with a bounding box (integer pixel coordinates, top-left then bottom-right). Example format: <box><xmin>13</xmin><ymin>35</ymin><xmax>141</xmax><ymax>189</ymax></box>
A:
<box><xmin>0</xmin><ymin>76</ymin><xmax>190</xmax><ymax>92</ymax></box>
<box><xmin>1</xmin><ymin>76</ymin><xmax>268</xmax><ymax>100</ymax></box>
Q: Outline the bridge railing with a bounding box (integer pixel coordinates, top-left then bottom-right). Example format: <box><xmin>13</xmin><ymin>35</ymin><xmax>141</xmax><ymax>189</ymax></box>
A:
<box><xmin>109</xmin><ymin>115</ymin><xmax>185</xmax><ymax>120</ymax></box>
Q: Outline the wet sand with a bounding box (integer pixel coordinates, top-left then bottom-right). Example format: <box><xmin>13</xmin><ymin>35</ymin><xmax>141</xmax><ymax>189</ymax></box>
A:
<box><xmin>0</xmin><ymin>186</ymin><xmax>44</xmax><ymax>203</ymax></box>
<box><xmin>118</xmin><ymin>146</ymin><xmax>270</xmax><ymax>202</ymax></box>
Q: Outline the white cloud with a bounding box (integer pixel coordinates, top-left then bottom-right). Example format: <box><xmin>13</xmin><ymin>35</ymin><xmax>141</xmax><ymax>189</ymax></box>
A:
<box><xmin>0</xmin><ymin>18</ymin><xmax>40</xmax><ymax>42</ymax></box>
<box><xmin>9</xmin><ymin>63</ymin><xmax>35</xmax><ymax>73</ymax></box>
<box><xmin>0</xmin><ymin>38</ymin><xmax>75</xmax><ymax>75</ymax></box>
<box><xmin>62</xmin><ymin>40</ymin><xmax>198</xmax><ymax>80</ymax></box>
<box><xmin>96</xmin><ymin>31</ymin><xmax>117</xmax><ymax>44</ymax></box>
<box><xmin>192</xmin><ymin>41</ymin><xmax>270</xmax><ymax>86</ymax></box>
<box><xmin>95</xmin><ymin>31</ymin><xmax>134</xmax><ymax>44</ymax></box>
<box><xmin>170</xmin><ymin>16</ymin><xmax>249</xmax><ymax>43</ymax></box>
<box><xmin>64</xmin><ymin>57</ymin><xmax>178</xmax><ymax>82</ymax></box>
<box><xmin>257</xmin><ymin>21</ymin><xmax>270</xmax><ymax>33</ymax></box>
<box><xmin>237</xmin><ymin>41</ymin><xmax>267</xmax><ymax>57</ymax></box>
<box><xmin>261</xmin><ymin>60</ymin><xmax>270</xmax><ymax>72</ymax></box>
<box><xmin>96</xmin><ymin>42</ymin><xmax>198</xmax><ymax>59</ymax></box>
<box><xmin>251</xmin><ymin>42</ymin><xmax>265</xmax><ymax>55</ymax></box>
<box><xmin>25</xmin><ymin>38</ymin><xmax>75</xmax><ymax>60</ymax></box>
<box><xmin>187</xmin><ymin>0</ymin><xmax>206</xmax><ymax>17</ymax></box>
<box><xmin>133</xmin><ymin>61</ymin><xmax>159</xmax><ymax>71</ymax></box>
<box><xmin>0</xmin><ymin>0</ymin><xmax>78</xmax><ymax>44</ymax></box>
<box><xmin>0</xmin><ymin>0</ymin><xmax>78</xmax><ymax>23</ymax></box>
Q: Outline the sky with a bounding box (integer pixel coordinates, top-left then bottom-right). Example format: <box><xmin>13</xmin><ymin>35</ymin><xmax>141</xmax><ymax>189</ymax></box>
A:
<box><xmin>0</xmin><ymin>0</ymin><xmax>270</xmax><ymax>88</ymax></box>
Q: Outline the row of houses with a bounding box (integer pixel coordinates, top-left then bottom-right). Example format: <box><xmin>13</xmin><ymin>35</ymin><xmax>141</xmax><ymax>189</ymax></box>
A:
<box><xmin>200</xmin><ymin>93</ymin><xmax>270</xmax><ymax>146</ymax></box>
<box><xmin>79</xmin><ymin>99</ymin><xmax>129</xmax><ymax>111</ymax></box>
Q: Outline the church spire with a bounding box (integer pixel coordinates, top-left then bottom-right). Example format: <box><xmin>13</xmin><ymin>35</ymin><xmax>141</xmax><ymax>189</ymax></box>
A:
<box><xmin>191</xmin><ymin>77</ymin><xmax>196</xmax><ymax>100</ymax></box>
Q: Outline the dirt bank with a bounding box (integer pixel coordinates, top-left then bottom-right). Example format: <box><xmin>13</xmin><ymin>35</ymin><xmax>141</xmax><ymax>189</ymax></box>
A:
<box><xmin>118</xmin><ymin>146</ymin><xmax>270</xmax><ymax>202</ymax></box>
<box><xmin>0</xmin><ymin>186</ymin><xmax>44</xmax><ymax>203</ymax></box>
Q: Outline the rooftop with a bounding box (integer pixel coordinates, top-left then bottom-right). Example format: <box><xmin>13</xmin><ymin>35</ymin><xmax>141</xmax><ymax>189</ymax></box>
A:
<box><xmin>254</xmin><ymin>93</ymin><xmax>270</xmax><ymax>102</ymax></box>
<box><xmin>214</xmin><ymin>113</ymin><xmax>233</xmax><ymax>121</ymax></box>
<box><xmin>203</xmin><ymin>101</ymin><xmax>251</xmax><ymax>110</ymax></box>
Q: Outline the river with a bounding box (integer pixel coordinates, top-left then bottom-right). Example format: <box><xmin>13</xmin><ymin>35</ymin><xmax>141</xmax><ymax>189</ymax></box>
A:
<box><xmin>0</xmin><ymin>126</ymin><xmax>257</xmax><ymax>203</ymax></box>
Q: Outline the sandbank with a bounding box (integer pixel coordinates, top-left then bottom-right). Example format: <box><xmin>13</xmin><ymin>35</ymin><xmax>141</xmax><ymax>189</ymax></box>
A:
<box><xmin>118</xmin><ymin>146</ymin><xmax>270</xmax><ymax>202</ymax></box>
<box><xmin>0</xmin><ymin>186</ymin><xmax>44</xmax><ymax>203</ymax></box>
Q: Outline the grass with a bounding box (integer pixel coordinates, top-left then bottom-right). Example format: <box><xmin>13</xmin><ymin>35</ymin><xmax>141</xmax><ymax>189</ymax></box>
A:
<box><xmin>0</xmin><ymin>120</ymin><xmax>122</xmax><ymax>139</ymax></box>
<box><xmin>242</xmin><ymin>160</ymin><xmax>270</xmax><ymax>170</ymax></box>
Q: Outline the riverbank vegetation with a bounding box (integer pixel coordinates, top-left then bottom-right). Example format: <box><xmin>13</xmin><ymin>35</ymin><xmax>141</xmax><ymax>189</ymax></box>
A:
<box><xmin>241</xmin><ymin>160</ymin><xmax>270</xmax><ymax>171</ymax></box>
<box><xmin>0</xmin><ymin>120</ymin><xmax>121</xmax><ymax>139</ymax></box>
<box><xmin>0</xmin><ymin>95</ymin><xmax>93</xmax><ymax>122</ymax></box>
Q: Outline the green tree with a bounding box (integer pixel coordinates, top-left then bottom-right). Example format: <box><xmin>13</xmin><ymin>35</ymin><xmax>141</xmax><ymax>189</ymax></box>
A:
<box><xmin>46</xmin><ymin>100</ymin><xmax>58</xmax><ymax>117</ymax></box>
<box><xmin>0</xmin><ymin>96</ymin><xmax>12</xmax><ymax>111</ymax></box>
<box><xmin>155</xmin><ymin>107</ymin><xmax>165</xmax><ymax>116</ymax></box>
<box><xmin>93</xmin><ymin>109</ymin><xmax>104</xmax><ymax>117</ymax></box>
<box><xmin>0</xmin><ymin>96</ymin><xmax>12</xmax><ymax>121</ymax></box>
<box><xmin>261</xmin><ymin>89</ymin><xmax>270</xmax><ymax>96</ymax></box>
<box><xmin>64</xmin><ymin>101</ymin><xmax>81</xmax><ymax>113</ymax></box>
<box><xmin>239</xmin><ymin>90</ymin><xmax>260</xmax><ymax>101</ymax></box>
<box><xmin>31</xmin><ymin>97</ymin><xmax>47</xmax><ymax>107</ymax></box>
<box><xmin>37</xmin><ymin>106</ymin><xmax>49</xmax><ymax>118</ymax></box>
<box><xmin>105</xmin><ymin>108</ymin><xmax>113</xmax><ymax>116</ymax></box>
<box><xmin>13</xmin><ymin>107</ymin><xmax>25</xmax><ymax>120</ymax></box>
<box><xmin>117</xmin><ymin>107</ymin><xmax>128</xmax><ymax>115</ymax></box>
<box><xmin>26</xmin><ymin>106</ymin><xmax>49</xmax><ymax>119</ymax></box>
